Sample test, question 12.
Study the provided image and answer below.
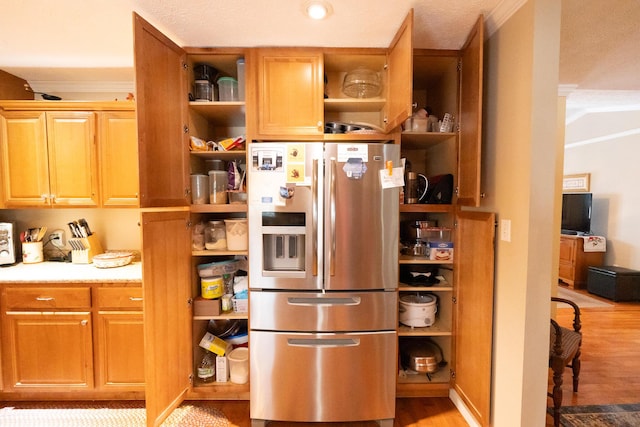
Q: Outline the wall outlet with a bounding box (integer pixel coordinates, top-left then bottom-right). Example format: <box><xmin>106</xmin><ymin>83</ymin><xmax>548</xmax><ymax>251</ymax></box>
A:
<box><xmin>50</xmin><ymin>229</ymin><xmax>65</xmax><ymax>248</ymax></box>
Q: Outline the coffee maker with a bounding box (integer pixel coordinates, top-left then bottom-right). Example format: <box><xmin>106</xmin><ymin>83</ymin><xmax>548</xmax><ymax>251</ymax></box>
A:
<box><xmin>0</xmin><ymin>222</ymin><xmax>19</xmax><ymax>266</ymax></box>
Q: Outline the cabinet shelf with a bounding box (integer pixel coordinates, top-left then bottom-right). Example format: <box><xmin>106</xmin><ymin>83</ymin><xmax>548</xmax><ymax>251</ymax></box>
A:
<box><xmin>398</xmin><ymin>369</ymin><xmax>450</xmax><ymax>385</ymax></box>
<box><xmin>192</xmin><ymin>250</ymin><xmax>248</xmax><ymax>257</ymax></box>
<box><xmin>398</xmin><ymin>323</ymin><xmax>452</xmax><ymax>337</ymax></box>
<box><xmin>190</xmin><ymin>150</ymin><xmax>246</xmax><ymax>160</ymax></box>
<box><xmin>399</xmin><ymin>285</ymin><xmax>452</xmax><ymax>292</ymax></box>
<box><xmin>190</xmin><ymin>204</ymin><xmax>248</xmax><ymax>213</ymax></box>
<box><xmin>399</xmin><ymin>256</ymin><xmax>452</xmax><ymax>265</ymax></box>
<box><xmin>399</xmin><ymin>204</ymin><xmax>454</xmax><ymax>213</ymax></box>
<box><xmin>193</xmin><ymin>313</ymin><xmax>248</xmax><ymax>321</ymax></box>
<box><xmin>324</xmin><ymin>98</ymin><xmax>386</xmax><ymax>113</ymax></box>
<box><xmin>401</xmin><ymin>131</ymin><xmax>456</xmax><ymax>150</ymax></box>
<box><xmin>188</xmin><ymin>102</ymin><xmax>246</xmax><ymax>127</ymax></box>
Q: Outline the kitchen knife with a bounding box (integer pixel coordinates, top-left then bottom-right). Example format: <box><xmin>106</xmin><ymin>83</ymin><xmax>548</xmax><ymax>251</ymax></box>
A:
<box><xmin>79</xmin><ymin>219</ymin><xmax>92</xmax><ymax>236</ymax></box>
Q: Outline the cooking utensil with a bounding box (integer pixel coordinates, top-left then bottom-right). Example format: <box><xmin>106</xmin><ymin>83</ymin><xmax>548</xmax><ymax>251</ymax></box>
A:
<box><xmin>36</xmin><ymin>226</ymin><xmax>47</xmax><ymax>242</ymax></box>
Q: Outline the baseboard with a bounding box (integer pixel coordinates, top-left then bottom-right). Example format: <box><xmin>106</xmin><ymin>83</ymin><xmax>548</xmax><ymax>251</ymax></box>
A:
<box><xmin>449</xmin><ymin>388</ymin><xmax>480</xmax><ymax>427</ymax></box>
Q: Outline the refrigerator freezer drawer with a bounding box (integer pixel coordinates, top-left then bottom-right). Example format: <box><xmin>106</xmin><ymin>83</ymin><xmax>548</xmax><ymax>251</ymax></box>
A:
<box><xmin>250</xmin><ymin>330</ymin><xmax>396</xmax><ymax>422</ymax></box>
<box><xmin>250</xmin><ymin>290</ymin><xmax>397</xmax><ymax>331</ymax></box>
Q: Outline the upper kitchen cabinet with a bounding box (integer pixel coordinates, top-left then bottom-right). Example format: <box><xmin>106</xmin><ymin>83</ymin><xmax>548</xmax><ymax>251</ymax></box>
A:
<box><xmin>402</xmin><ymin>15</ymin><xmax>484</xmax><ymax>207</ymax></box>
<box><xmin>250</xmin><ymin>48</ymin><xmax>324</xmax><ymax>139</ymax></box>
<box><xmin>249</xmin><ymin>10</ymin><xmax>413</xmax><ymax>141</ymax></box>
<box><xmin>134</xmin><ymin>13</ymin><xmax>190</xmax><ymax>208</ymax></box>
<box><xmin>98</xmin><ymin>111</ymin><xmax>139</xmax><ymax>207</ymax></box>
<box><xmin>0</xmin><ymin>108</ymin><xmax>99</xmax><ymax>208</ymax></box>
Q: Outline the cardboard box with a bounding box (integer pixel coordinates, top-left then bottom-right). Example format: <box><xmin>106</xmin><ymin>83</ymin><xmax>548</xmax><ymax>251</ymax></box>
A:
<box><xmin>428</xmin><ymin>241</ymin><xmax>454</xmax><ymax>261</ymax></box>
<box><xmin>194</xmin><ymin>297</ymin><xmax>221</xmax><ymax>316</ymax></box>
<box><xmin>233</xmin><ymin>297</ymin><xmax>248</xmax><ymax>313</ymax></box>
<box><xmin>199</xmin><ymin>332</ymin><xmax>231</xmax><ymax>356</ymax></box>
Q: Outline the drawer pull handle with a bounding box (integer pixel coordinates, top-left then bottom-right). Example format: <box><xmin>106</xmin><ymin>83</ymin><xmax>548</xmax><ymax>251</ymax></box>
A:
<box><xmin>81</xmin><ymin>320</ymin><xmax>88</xmax><ymax>326</ymax></box>
<box><xmin>35</xmin><ymin>297</ymin><xmax>54</xmax><ymax>301</ymax></box>
<box><xmin>129</xmin><ymin>297</ymin><xmax>144</xmax><ymax>302</ymax></box>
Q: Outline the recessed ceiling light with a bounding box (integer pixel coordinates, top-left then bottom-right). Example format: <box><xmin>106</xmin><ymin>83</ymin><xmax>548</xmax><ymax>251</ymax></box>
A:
<box><xmin>305</xmin><ymin>1</ymin><xmax>332</xmax><ymax>20</ymax></box>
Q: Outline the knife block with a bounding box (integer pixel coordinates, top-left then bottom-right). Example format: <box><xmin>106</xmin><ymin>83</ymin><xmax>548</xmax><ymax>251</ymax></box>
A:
<box><xmin>70</xmin><ymin>234</ymin><xmax>104</xmax><ymax>264</ymax></box>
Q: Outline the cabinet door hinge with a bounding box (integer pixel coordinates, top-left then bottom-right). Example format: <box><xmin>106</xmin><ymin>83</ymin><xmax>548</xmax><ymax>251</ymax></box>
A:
<box><xmin>457</xmin><ymin>59</ymin><xmax>462</xmax><ymax>72</ymax></box>
<box><xmin>183</xmin><ymin>125</ymin><xmax>189</xmax><ymax>134</ymax></box>
<box><xmin>452</xmin><ymin>296</ymin><xmax>457</xmax><ymax>304</ymax></box>
<box><xmin>187</xmin><ymin>297</ymin><xmax>193</xmax><ymax>306</ymax></box>
<box><xmin>188</xmin><ymin>373</ymin><xmax>194</xmax><ymax>385</ymax></box>
<box><xmin>182</xmin><ymin>61</ymin><xmax>189</xmax><ymax>71</ymax></box>
<box><xmin>450</xmin><ymin>369</ymin><xmax>456</xmax><ymax>379</ymax></box>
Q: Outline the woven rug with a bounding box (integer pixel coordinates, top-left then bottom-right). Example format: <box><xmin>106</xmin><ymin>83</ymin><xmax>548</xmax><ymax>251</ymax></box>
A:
<box><xmin>0</xmin><ymin>401</ymin><xmax>229</xmax><ymax>427</ymax></box>
<box><xmin>559</xmin><ymin>404</ymin><xmax>640</xmax><ymax>426</ymax></box>
<box><xmin>557</xmin><ymin>286</ymin><xmax>613</xmax><ymax>308</ymax></box>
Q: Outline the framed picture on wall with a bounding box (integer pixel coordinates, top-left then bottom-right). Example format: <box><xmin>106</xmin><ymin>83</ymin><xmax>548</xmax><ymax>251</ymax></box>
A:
<box><xmin>563</xmin><ymin>173</ymin><xmax>590</xmax><ymax>192</ymax></box>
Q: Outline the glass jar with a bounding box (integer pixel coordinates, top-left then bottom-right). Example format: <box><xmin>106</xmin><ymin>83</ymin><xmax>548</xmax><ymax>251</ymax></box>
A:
<box><xmin>204</xmin><ymin>220</ymin><xmax>227</xmax><ymax>250</ymax></box>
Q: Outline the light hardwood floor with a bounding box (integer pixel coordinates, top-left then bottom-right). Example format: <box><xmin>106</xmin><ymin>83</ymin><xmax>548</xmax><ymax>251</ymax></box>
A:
<box><xmin>216</xmin><ymin>288</ymin><xmax>640</xmax><ymax>427</ymax></box>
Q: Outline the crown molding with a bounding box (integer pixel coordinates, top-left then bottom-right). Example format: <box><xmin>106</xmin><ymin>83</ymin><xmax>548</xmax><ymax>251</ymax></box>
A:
<box><xmin>485</xmin><ymin>0</ymin><xmax>527</xmax><ymax>38</ymax></box>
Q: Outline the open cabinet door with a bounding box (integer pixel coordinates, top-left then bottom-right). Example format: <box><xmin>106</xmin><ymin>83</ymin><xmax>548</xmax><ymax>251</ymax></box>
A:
<box><xmin>456</xmin><ymin>16</ymin><xmax>484</xmax><ymax>207</ymax></box>
<box><xmin>453</xmin><ymin>210</ymin><xmax>495</xmax><ymax>426</ymax></box>
<box><xmin>384</xmin><ymin>9</ymin><xmax>413</xmax><ymax>133</ymax></box>
<box><xmin>141</xmin><ymin>210</ymin><xmax>192</xmax><ymax>427</ymax></box>
<box><xmin>134</xmin><ymin>12</ymin><xmax>189</xmax><ymax>208</ymax></box>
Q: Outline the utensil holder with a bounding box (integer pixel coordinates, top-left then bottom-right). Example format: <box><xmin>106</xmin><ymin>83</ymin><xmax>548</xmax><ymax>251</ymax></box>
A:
<box><xmin>70</xmin><ymin>234</ymin><xmax>104</xmax><ymax>264</ymax></box>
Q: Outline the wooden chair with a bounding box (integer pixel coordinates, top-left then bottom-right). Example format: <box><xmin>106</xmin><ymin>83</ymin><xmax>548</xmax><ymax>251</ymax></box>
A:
<box><xmin>549</xmin><ymin>296</ymin><xmax>582</xmax><ymax>427</ymax></box>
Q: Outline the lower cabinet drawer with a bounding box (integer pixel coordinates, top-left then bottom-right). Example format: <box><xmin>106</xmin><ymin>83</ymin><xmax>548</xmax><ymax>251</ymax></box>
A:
<box><xmin>4</xmin><ymin>287</ymin><xmax>91</xmax><ymax>310</ymax></box>
<box><xmin>96</xmin><ymin>287</ymin><xmax>143</xmax><ymax>309</ymax></box>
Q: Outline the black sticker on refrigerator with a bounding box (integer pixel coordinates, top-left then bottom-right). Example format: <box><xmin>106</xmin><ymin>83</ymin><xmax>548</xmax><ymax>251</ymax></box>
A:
<box><xmin>343</xmin><ymin>158</ymin><xmax>367</xmax><ymax>180</ymax></box>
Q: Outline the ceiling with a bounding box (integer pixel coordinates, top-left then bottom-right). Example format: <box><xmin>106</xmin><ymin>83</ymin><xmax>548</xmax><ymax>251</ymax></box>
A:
<box><xmin>1</xmin><ymin>0</ymin><xmax>639</xmax><ymax>111</ymax></box>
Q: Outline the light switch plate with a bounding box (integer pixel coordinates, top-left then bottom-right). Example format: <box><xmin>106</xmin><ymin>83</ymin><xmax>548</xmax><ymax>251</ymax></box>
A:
<box><xmin>500</xmin><ymin>219</ymin><xmax>511</xmax><ymax>242</ymax></box>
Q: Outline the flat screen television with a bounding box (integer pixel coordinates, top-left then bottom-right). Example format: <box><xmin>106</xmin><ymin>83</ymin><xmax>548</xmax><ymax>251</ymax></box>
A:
<box><xmin>561</xmin><ymin>193</ymin><xmax>592</xmax><ymax>235</ymax></box>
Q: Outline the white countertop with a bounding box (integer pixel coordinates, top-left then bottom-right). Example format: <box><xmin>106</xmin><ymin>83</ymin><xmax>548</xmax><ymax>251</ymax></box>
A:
<box><xmin>0</xmin><ymin>261</ymin><xmax>142</xmax><ymax>283</ymax></box>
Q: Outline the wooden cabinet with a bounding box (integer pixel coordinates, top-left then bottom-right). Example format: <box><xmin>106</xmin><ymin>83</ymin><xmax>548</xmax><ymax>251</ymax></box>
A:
<box><xmin>0</xmin><ymin>102</ymin><xmax>138</xmax><ymax>208</ymax></box>
<box><xmin>0</xmin><ymin>283</ymin><xmax>144</xmax><ymax>397</ymax></box>
<box><xmin>559</xmin><ymin>234</ymin><xmax>605</xmax><ymax>289</ymax></box>
<box><xmin>0</xmin><ymin>109</ymin><xmax>98</xmax><ymax>207</ymax></box>
<box><xmin>1</xmin><ymin>286</ymin><xmax>94</xmax><ymax>391</ymax></box>
<box><xmin>94</xmin><ymin>287</ymin><xmax>145</xmax><ymax>391</ymax></box>
<box><xmin>397</xmin><ymin>16</ymin><xmax>493</xmax><ymax>427</ymax></box>
<box><xmin>253</xmin><ymin>48</ymin><xmax>324</xmax><ymax>138</ymax></box>
<box><xmin>98</xmin><ymin>111</ymin><xmax>139</xmax><ymax>207</ymax></box>
<box><xmin>249</xmin><ymin>11</ymin><xmax>413</xmax><ymax>141</ymax></box>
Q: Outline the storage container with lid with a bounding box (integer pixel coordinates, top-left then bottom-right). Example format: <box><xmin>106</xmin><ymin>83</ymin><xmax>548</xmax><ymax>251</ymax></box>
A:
<box><xmin>205</xmin><ymin>220</ymin><xmax>227</xmax><ymax>250</ymax></box>
<box><xmin>224</xmin><ymin>219</ymin><xmax>248</xmax><ymax>251</ymax></box>
<box><xmin>217</xmin><ymin>77</ymin><xmax>239</xmax><ymax>101</ymax></box>
<box><xmin>208</xmin><ymin>170</ymin><xmax>228</xmax><ymax>204</ymax></box>
<box><xmin>399</xmin><ymin>294</ymin><xmax>438</xmax><ymax>327</ymax></box>
<box><xmin>194</xmin><ymin>80</ymin><xmax>214</xmax><ymax>101</ymax></box>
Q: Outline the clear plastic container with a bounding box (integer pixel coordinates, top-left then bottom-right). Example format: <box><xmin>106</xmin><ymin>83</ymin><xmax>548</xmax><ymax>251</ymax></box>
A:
<box><xmin>194</xmin><ymin>80</ymin><xmax>213</xmax><ymax>101</ymax></box>
<box><xmin>227</xmin><ymin>347</ymin><xmax>248</xmax><ymax>384</ymax></box>
<box><xmin>217</xmin><ymin>77</ymin><xmax>239</xmax><ymax>101</ymax></box>
<box><xmin>191</xmin><ymin>174</ymin><xmax>209</xmax><ymax>204</ymax></box>
<box><xmin>204</xmin><ymin>220</ymin><xmax>227</xmax><ymax>250</ymax></box>
<box><xmin>224</xmin><ymin>219</ymin><xmax>248</xmax><ymax>251</ymax></box>
<box><xmin>208</xmin><ymin>170</ymin><xmax>228</xmax><ymax>204</ymax></box>
<box><xmin>236</xmin><ymin>59</ymin><xmax>245</xmax><ymax>101</ymax></box>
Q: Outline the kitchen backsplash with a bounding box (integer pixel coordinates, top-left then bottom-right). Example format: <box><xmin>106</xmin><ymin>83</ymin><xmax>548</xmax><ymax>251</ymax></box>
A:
<box><xmin>0</xmin><ymin>208</ymin><xmax>141</xmax><ymax>255</ymax></box>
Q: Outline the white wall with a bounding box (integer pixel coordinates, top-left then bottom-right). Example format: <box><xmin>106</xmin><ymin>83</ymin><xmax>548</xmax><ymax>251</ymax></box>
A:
<box><xmin>564</xmin><ymin>108</ymin><xmax>640</xmax><ymax>270</ymax></box>
<box><xmin>482</xmin><ymin>0</ymin><xmax>561</xmax><ymax>425</ymax></box>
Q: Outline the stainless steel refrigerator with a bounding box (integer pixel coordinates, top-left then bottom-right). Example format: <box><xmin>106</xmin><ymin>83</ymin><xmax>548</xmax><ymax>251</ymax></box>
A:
<box><xmin>248</xmin><ymin>142</ymin><xmax>399</xmax><ymax>426</ymax></box>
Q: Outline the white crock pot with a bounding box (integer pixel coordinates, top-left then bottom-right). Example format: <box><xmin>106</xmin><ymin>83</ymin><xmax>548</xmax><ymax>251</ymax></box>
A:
<box><xmin>399</xmin><ymin>294</ymin><xmax>437</xmax><ymax>327</ymax></box>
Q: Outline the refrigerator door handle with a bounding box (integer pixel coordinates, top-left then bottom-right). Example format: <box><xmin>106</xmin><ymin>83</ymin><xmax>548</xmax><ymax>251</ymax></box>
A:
<box><xmin>286</xmin><ymin>297</ymin><xmax>362</xmax><ymax>306</ymax></box>
<box><xmin>329</xmin><ymin>158</ymin><xmax>336</xmax><ymax>276</ymax></box>
<box><xmin>312</xmin><ymin>158</ymin><xmax>319</xmax><ymax>277</ymax></box>
<box><xmin>287</xmin><ymin>338</ymin><xmax>360</xmax><ymax>348</ymax></box>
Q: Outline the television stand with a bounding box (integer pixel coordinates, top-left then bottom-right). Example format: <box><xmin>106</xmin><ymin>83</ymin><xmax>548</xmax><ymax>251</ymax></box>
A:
<box><xmin>559</xmin><ymin>234</ymin><xmax>605</xmax><ymax>289</ymax></box>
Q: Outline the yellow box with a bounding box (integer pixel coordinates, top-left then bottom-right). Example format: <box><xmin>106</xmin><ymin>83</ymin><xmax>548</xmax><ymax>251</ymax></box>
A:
<box><xmin>199</xmin><ymin>332</ymin><xmax>231</xmax><ymax>356</ymax></box>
